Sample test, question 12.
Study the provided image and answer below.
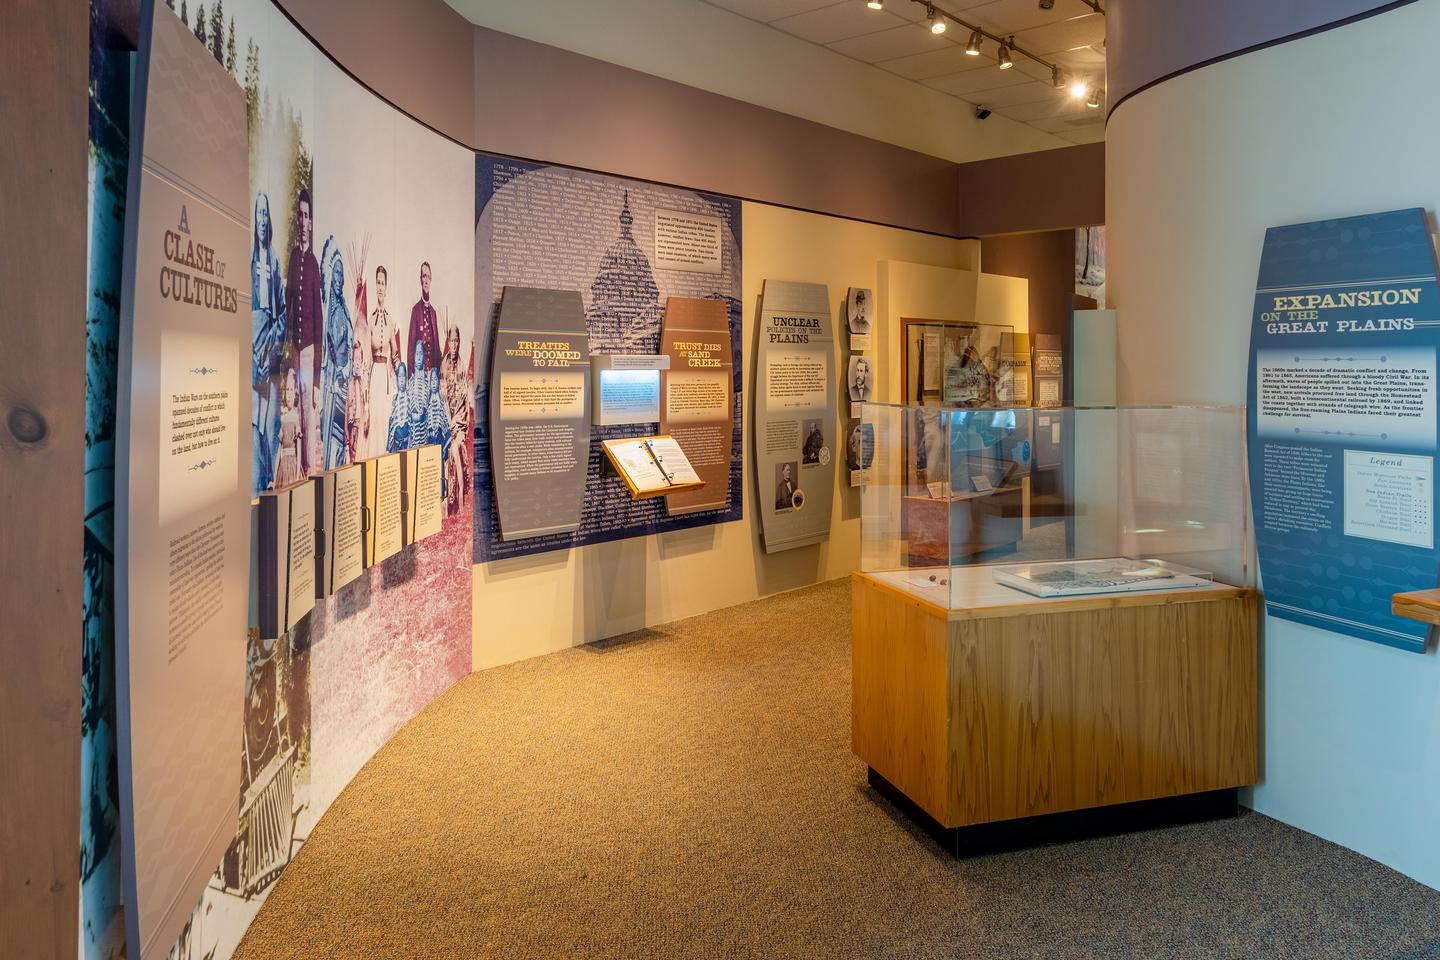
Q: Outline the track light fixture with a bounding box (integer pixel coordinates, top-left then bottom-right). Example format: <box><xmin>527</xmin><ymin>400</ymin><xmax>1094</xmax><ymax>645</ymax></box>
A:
<box><xmin>894</xmin><ymin>0</ymin><xmax>1106</xmax><ymax>108</ymax></box>
<box><xmin>866</xmin><ymin>0</ymin><xmax>884</xmax><ymax>9</ymax></box>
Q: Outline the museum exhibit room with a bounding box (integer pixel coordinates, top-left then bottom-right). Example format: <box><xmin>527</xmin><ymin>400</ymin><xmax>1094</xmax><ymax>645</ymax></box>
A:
<box><xmin>11</xmin><ymin>0</ymin><xmax>1440</xmax><ymax>957</ymax></box>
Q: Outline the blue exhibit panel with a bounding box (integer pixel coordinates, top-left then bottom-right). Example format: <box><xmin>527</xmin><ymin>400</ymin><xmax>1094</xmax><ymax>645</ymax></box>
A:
<box><xmin>1246</xmin><ymin>208</ymin><xmax>1440</xmax><ymax>652</ymax></box>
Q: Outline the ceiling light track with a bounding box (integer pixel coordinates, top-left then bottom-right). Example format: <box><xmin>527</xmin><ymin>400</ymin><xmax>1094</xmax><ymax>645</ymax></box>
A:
<box><xmin>879</xmin><ymin>0</ymin><xmax>1104</xmax><ymax>106</ymax></box>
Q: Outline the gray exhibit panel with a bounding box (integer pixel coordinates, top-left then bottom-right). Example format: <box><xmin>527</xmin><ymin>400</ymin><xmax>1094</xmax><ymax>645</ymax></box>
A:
<box><xmin>113</xmin><ymin>4</ymin><xmax>252</xmax><ymax>958</ymax></box>
<box><xmin>755</xmin><ymin>280</ymin><xmax>836</xmax><ymax>553</ymax></box>
<box><xmin>489</xmin><ymin>286</ymin><xmax>592</xmax><ymax>540</ymax></box>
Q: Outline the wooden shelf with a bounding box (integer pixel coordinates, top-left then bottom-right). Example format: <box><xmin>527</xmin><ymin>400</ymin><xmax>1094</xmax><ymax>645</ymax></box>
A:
<box><xmin>1392</xmin><ymin>589</ymin><xmax>1440</xmax><ymax>625</ymax></box>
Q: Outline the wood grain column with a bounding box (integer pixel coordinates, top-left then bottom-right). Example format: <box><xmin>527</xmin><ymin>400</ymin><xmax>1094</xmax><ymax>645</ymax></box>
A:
<box><xmin>0</xmin><ymin>1</ymin><xmax>89</xmax><ymax>957</ymax></box>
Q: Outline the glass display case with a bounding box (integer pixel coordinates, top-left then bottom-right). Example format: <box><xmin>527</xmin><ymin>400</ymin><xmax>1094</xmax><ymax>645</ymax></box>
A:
<box><xmin>858</xmin><ymin>403</ymin><xmax>1251</xmax><ymax>610</ymax></box>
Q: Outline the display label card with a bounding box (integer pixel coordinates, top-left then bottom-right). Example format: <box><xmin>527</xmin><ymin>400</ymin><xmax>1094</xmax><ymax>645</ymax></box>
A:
<box><xmin>654</xmin><ymin>208</ymin><xmax>723</xmax><ymax>274</ymax></box>
<box><xmin>281</xmin><ymin>488</ymin><xmax>316</xmax><ymax>631</ymax></box>
<box><xmin>1343</xmin><ymin>450</ymin><xmax>1433</xmax><ymax>549</ymax></box>
<box><xmin>755</xmin><ymin>280</ymin><xmax>836</xmax><ymax>553</ymax></box>
<box><xmin>1247</xmin><ymin>207</ymin><xmax>1440</xmax><ymax>652</ymax></box>
<box><xmin>113</xmin><ymin>7</ymin><xmax>252</xmax><ymax>956</ymax></box>
<box><xmin>596</xmin><ymin>368</ymin><xmax>662</xmax><ymax>425</ymax></box>
<box><xmin>363</xmin><ymin>453</ymin><xmax>404</xmax><ymax>566</ymax></box>
<box><xmin>316</xmin><ymin>464</ymin><xmax>364</xmax><ymax>597</ymax></box>
<box><xmin>489</xmin><ymin>287</ymin><xmax>591</xmax><ymax>539</ymax></box>
<box><xmin>403</xmin><ymin>444</ymin><xmax>445</xmax><ymax>545</ymax></box>
<box><xmin>661</xmin><ymin>297</ymin><xmax>735</xmax><ymax>515</ymax></box>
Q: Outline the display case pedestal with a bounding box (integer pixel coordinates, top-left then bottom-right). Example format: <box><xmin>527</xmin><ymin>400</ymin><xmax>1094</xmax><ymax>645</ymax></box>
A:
<box><xmin>851</xmin><ymin>570</ymin><xmax>1257</xmax><ymax>851</ymax></box>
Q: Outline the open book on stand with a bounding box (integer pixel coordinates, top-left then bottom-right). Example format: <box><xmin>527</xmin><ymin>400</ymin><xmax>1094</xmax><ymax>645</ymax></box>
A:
<box><xmin>601</xmin><ymin>435</ymin><xmax>706</xmax><ymax>500</ymax></box>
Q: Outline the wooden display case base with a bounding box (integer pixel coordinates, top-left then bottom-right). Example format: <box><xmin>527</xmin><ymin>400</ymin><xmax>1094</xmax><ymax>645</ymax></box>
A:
<box><xmin>868</xmin><ymin>768</ymin><xmax>1238</xmax><ymax>857</ymax></box>
<box><xmin>852</xmin><ymin>570</ymin><xmax>1257</xmax><ymax>837</ymax></box>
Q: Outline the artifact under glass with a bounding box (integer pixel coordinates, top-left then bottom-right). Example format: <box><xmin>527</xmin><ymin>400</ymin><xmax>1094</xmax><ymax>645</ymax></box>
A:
<box><xmin>858</xmin><ymin>403</ymin><xmax>1251</xmax><ymax>610</ymax></box>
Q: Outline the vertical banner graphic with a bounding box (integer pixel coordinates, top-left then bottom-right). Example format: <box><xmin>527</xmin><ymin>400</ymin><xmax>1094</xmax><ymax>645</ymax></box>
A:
<box><xmin>489</xmin><ymin>287</ymin><xmax>592</xmax><ymax>540</ymax></box>
<box><xmin>755</xmin><ymin>280</ymin><xmax>836</xmax><ymax>553</ymax></box>
<box><xmin>473</xmin><ymin>154</ymin><xmax>743</xmax><ymax>561</ymax></box>
<box><xmin>114</xmin><ymin>5</ymin><xmax>252</xmax><ymax>957</ymax></box>
<box><xmin>1247</xmin><ymin>208</ymin><xmax>1440</xmax><ymax>652</ymax></box>
<box><xmin>660</xmin><ymin>297</ymin><xmax>734</xmax><ymax>515</ymax></box>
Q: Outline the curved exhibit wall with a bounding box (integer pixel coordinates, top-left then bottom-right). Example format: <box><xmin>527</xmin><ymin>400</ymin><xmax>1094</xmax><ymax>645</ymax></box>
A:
<box><xmin>1107</xmin><ymin>0</ymin><xmax>1440</xmax><ymax>889</ymax></box>
<box><xmin>82</xmin><ymin>2</ymin><xmax>475</xmax><ymax>958</ymax></box>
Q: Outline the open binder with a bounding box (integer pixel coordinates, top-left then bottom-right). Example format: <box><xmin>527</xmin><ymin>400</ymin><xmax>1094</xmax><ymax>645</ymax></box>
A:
<box><xmin>601</xmin><ymin>435</ymin><xmax>706</xmax><ymax>500</ymax></box>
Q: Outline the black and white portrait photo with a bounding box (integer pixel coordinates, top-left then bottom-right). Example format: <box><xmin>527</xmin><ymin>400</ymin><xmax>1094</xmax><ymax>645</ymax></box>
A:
<box><xmin>847</xmin><ymin>287</ymin><xmax>873</xmax><ymax>335</ymax></box>
<box><xmin>774</xmin><ymin>461</ymin><xmax>799</xmax><ymax>511</ymax></box>
<box><xmin>848</xmin><ymin>355</ymin><xmax>873</xmax><ymax>403</ymax></box>
<box><xmin>801</xmin><ymin>419</ymin><xmax>825</xmax><ymax>465</ymax></box>
<box><xmin>847</xmin><ymin>422</ymin><xmax>874</xmax><ymax>473</ymax></box>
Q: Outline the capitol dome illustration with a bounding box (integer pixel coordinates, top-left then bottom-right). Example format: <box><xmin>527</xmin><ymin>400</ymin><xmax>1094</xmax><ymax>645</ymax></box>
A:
<box><xmin>586</xmin><ymin>191</ymin><xmax>663</xmax><ymax>353</ymax></box>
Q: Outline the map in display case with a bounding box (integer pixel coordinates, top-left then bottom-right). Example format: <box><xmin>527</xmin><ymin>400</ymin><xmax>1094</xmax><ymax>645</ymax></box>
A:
<box><xmin>859</xmin><ymin>402</ymin><xmax>1252</xmax><ymax>610</ymax></box>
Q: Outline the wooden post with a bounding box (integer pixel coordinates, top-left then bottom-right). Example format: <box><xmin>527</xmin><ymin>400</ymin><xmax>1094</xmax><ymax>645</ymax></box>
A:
<box><xmin>0</xmin><ymin>1</ymin><xmax>89</xmax><ymax>957</ymax></box>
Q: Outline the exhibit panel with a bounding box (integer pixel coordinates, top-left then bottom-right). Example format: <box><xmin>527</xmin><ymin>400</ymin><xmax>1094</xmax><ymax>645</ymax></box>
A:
<box><xmin>114</xmin><ymin>7</ymin><xmax>253</xmax><ymax>956</ymax></box>
<box><xmin>755</xmin><ymin>279</ymin><xmax>838</xmax><ymax>553</ymax></box>
<box><xmin>1246</xmin><ymin>208</ymin><xmax>1440</xmax><ymax>653</ymax></box>
<box><xmin>660</xmin><ymin>297</ymin><xmax>735</xmax><ymax>515</ymax></box>
<box><xmin>488</xmin><ymin>286</ymin><xmax>592</xmax><ymax>540</ymax></box>
<box><xmin>473</xmin><ymin>155</ymin><xmax>744</xmax><ymax>563</ymax></box>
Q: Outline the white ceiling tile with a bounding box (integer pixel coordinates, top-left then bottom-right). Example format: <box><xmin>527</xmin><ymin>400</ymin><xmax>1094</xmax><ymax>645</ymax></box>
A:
<box><xmin>999</xmin><ymin>91</ymin><xmax>1092</xmax><ymax>121</ymax></box>
<box><xmin>1049</xmin><ymin>43</ymin><xmax>1105</xmax><ymax>69</ymax></box>
<box><xmin>829</xmin><ymin>22</ymin><xmax>955</xmax><ymax>61</ymax></box>
<box><xmin>1009</xmin><ymin>56</ymin><xmax>1057</xmax><ymax>82</ymax></box>
<box><xmin>886</xmin><ymin>0</ymin><xmax>1004</xmax><ymax>21</ymax></box>
<box><xmin>1027</xmin><ymin>111</ymin><xmax>1103</xmax><ymax>133</ymax></box>
<box><xmin>962</xmin><ymin>0</ymin><xmax>1098</xmax><ymax>36</ymax></box>
<box><xmin>923</xmin><ymin>64</ymin><xmax>1031</xmax><ymax>96</ymax></box>
<box><xmin>1055</xmin><ymin>123</ymin><xmax>1106</xmax><ymax>144</ymax></box>
<box><xmin>955</xmin><ymin>79</ymin><xmax>1054</xmax><ymax>108</ymax></box>
<box><xmin>1012</xmin><ymin>13</ymin><xmax>1105</xmax><ymax>55</ymax></box>
<box><xmin>773</xmin><ymin>3</ymin><xmax>906</xmax><ymax>43</ymax></box>
<box><xmin>701</xmin><ymin>0</ymin><xmax>840</xmax><ymax>23</ymax></box>
<box><xmin>879</xmin><ymin>43</ymin><xmax>997</xmax><ymax>79</ymax></box>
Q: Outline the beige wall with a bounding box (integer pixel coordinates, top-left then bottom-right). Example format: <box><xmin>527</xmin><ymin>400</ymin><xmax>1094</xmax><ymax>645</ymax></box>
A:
<box><xmin>472</xmin><ymin>202</ymin><xmax>1027</xmax><ymax>669</ymax></box>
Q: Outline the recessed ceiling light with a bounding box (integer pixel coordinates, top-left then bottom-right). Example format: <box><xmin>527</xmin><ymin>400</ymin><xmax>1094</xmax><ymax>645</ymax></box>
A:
<box><xmin>866</xmin><ymin>0</ymin><xmax>884</xmax><ymax>9</ymax></box>
<box><xmin>1069</xmin><ymin>79</ymin><xmax>1089</xmax><ymax>99</ymax></box>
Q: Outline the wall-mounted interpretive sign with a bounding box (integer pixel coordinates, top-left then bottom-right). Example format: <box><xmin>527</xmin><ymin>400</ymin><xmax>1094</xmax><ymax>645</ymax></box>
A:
<box><xmin>113</xmin><ymin>6</ymin><xmax>252</xmax><ymax>957</ymax></box>
<box><xmin>660</xmin><ymin>297</ymin><xmax>734</xmax><ymax>515</ymax></box>
<box><xmin>1247</xmin><ymin>208</ymin><xmax>1440</xmax><ymax>653</ymax></box>
<box><xmin>755</xmin><ymin>280</ymin><xmax>836</xmax><ymax>553</ymax></box>
<box><xmin>489</xmin><ymin>286</ymin><xmax>592</xmax><ymax>540</ymax></box>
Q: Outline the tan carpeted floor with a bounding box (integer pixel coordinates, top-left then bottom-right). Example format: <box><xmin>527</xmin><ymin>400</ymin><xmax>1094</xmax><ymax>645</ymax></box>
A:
<box><xmin>235</xmin><ymin>578</ymin><xmax>1440</xmax><ymax>960</ymax></box>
